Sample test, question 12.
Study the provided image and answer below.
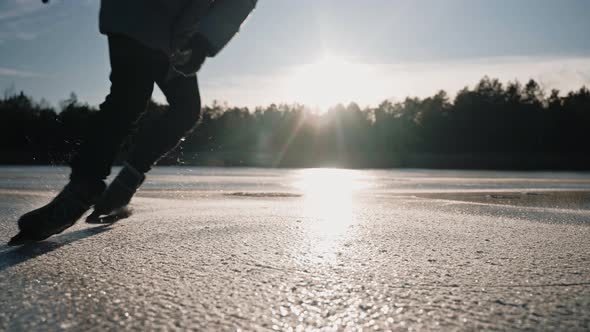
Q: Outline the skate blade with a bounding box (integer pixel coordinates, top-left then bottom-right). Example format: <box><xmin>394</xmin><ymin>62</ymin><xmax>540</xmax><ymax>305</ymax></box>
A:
<box><xmin>7</xmin><ymin>232</ymin><xmax>35</xmax><ymax>246</ymax></box>
<box><xmin>86</xmin><ymin>207</ymin><xmax>132</xmax><ymax>224</ymax></box>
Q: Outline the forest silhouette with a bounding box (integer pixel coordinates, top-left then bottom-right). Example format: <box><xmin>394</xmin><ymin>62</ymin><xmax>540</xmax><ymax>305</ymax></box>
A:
<box><xmin>1</xmin><ymin>76</ymin><xmax>589</xmax><ymax>169</ymax></box>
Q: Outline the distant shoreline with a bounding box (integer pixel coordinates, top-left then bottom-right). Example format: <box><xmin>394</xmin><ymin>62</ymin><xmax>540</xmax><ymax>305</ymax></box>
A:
<box><xmin>3</xmin><ymin>79</ymin><xmax>590</xmax><ymax>173</ymax></box>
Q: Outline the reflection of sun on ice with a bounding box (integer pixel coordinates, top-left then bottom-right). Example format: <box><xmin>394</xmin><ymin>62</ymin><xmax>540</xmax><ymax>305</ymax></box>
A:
<box><xmin>292</xmin><ymin>168</ymin><xmax>369</xmax><ymax>261</ymax></box>
<box><xmin>294</xmin><ymin>168</ymin><xmax>359</xmax><ymax>231</ymax></box>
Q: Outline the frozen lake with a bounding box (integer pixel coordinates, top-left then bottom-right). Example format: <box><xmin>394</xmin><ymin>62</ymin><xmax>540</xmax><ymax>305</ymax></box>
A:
<box><xmin>0</xmin><ymin>166</ymin><xmax>589</xmax><ymax>330</ymax></box>
<box><xmin>2</xmin><ymin>165</ymin><xmax>590</xmax><ymax>193</ymax></box>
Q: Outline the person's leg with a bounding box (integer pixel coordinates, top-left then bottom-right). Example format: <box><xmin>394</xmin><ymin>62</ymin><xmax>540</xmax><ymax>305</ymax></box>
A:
<box><xmin>127</xmin><ymin>75</ymin><xmax>201</xmax><ymax>173</ymax></box>
<box><xmin>69</xmin><ymin>34</ymin><xmax>168</xmax><ymax>183</ymax></box>
<box><xmin>87</xmin><ymin>75</ymin><xmax>201</xmax><ymax>221</ymax></box>
<box><xmin>9</xmin><ymin>35</ymin><xmax>169</xmax><ymax>244</ymax></box>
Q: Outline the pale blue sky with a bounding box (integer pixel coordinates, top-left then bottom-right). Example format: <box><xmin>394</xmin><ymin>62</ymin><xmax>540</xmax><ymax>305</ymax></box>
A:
<box><xmin>1</xmin><ymin>0</ymin><xmax>589</xmax><ymax>109</ymax></box>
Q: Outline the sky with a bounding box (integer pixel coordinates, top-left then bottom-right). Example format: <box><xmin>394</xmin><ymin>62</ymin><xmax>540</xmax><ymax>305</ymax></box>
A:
<box><xmin>1</xmin><ymin>0</ymin><xmax>590</xmax><ymax>110</ymax></box>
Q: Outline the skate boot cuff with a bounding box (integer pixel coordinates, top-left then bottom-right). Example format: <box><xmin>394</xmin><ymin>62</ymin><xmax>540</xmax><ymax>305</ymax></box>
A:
<box><xmin>64</xmin><ymin>179</ymin><xmax>107</xmax><ymax>206</ymax></box>
<box><xmin>113</xmin><ymin>163</ymin><xmax>146</xmax><ymax>193</ymax></box>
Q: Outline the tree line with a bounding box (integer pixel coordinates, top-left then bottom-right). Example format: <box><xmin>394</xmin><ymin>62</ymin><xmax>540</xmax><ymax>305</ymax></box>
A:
<box><xmin>1</xmin><ymin>76</ymin><xmax>589</xmax><ymax>169</ymax></box>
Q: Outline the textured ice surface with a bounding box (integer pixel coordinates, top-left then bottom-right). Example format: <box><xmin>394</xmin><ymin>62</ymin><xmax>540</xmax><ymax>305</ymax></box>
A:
<box><xmin>0</xmin><ymin>167</ymin><xmax>589</xmax><ymax>330</ymax></box>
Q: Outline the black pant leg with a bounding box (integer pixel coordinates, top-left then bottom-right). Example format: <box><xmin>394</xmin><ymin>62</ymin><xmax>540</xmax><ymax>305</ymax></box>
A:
<box><xmin>70</xmin><ymin>35</ymin><xmax>168</xmax><ymax>181</ymax></box>
<box><xmin>126</xmin><ymin>75</ymin><xmax>201</xmax><ymax>173</ymax></box>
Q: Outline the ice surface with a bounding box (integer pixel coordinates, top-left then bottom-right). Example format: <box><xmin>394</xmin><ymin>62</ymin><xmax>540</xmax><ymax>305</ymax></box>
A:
<box><xmin>0</xmin><ymin>167</ymin><xmax>589</xmax><ymax>330</ymax></box>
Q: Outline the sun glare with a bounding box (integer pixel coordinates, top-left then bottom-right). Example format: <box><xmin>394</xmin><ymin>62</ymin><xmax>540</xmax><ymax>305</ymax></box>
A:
<box><xmin>280</xmin><ymin>55</ymin><xmax>386</xmax><ymax>111</ymax></box>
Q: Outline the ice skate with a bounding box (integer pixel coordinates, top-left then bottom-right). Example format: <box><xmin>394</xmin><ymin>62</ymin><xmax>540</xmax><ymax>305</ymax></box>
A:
<box><xmin>8</xmin><ymin>180</ymin><xmax>105</xmax><ymax>246</ymax></box>
<box><xmin>86</xmin><ymin>163</ymin><xmax>145</xmax><ymax>224</ymax></box>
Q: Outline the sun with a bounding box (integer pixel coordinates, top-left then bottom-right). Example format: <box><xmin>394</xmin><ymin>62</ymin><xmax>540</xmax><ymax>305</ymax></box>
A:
<box><xmin>280</xmin><ymin>54</ymin><xmax>380</xmax><ymax>111</ymax></box>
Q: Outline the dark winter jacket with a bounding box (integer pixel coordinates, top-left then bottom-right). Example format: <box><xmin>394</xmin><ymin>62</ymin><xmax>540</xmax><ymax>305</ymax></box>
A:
<box><xmin>99</xmin><ymin>0</ymin><xmax>257</xmax><ymax>56</ymax></box>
